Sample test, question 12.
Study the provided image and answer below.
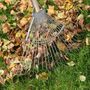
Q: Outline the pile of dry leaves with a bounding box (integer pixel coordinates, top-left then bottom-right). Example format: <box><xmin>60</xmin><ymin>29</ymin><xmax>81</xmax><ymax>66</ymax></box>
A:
<box><xmin>0</xmin><ymin>0</ymin><xmax>90</xmax><ymax>84</ymax></box>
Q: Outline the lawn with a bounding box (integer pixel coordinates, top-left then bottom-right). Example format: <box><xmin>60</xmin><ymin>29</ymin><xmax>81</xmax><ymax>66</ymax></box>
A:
<box><xmin>0</xmin><ymin>0</ymin><xmax>90</xmax><ymax>90</ymax></box>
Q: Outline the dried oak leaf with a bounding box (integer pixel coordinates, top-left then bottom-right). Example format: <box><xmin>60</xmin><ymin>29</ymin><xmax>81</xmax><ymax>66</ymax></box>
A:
<box><xmin>65</xmin><ymin>32</ymin><xmax>74</xmax><ymax>42</ymax></box>
<box><xmin>5</xmin><ymin>72</ymin><xmax>13</xmax><ymax>81</ymax></box>
<box><xmin>0</xmin><ymin>3</ymin><xmax>4</xmax><ymax>9</ymax></box>
<box><xmin>20</xmin><ymin>17</ymin><xmax>29</xmax><ymax>27</ymax></box>
<box><xmin>36</xmin><ymin>72</ymin><xmax>48</xmax><ymax>80</ymax></box>
<box><xmin>2</xmin><ymin>22</ymin><xmax>11</xmax><ymax>33</ymax></box>
<box><xmin>2</xmin><ymin>39</ymin><xmax>11</xmax><ymax>51</ymax></box>
<box><xmin>5</xmin><ymin>0</ymin><xmax>11</xmax><ymax>4</ymax></box>
<box><xmin>55</xmin><ymin>0</ymin><xmax>65</xmax><ymax>6</ymax></box>
<box><xmin>85</xmin><ymin>24</ymin><xmax>90</xmax><ymax>31</ymax></box>
<box><xmin>15</xmin><ymin>31</ymin><xmax>22</xmax><ymax>38</ymax></box>
<box><xmin>19</xmin><ymin>0</ymin><xmax>28</xmax><ymax>13</ymax></box>
<box><xmin>15</xmin><ymin>31</ymin><xmax>26</xmax><ymax>38</ymax></box>
<box><xmin>56</xmin><ymin>11</ymin><xmax>67</xmax><ymax>19</ymax></box>
<box><xmin>0</xmin><ymin>76</ymin><xmax>5</xmax><ymax>85</ymax></box>
<box><xmin>11</xmin><ymin>64</ymin><xmax>22</xmax><ymax>75</ymax></box>
<box><xmin>84</xmin><ymin>5</ymin><xmax>90</xmax><ymax>10</ymax></box>
<box><xmin>0</xmin><ymin>15</ymin><xmax>7</xmax><ymax>22</ymax></box>
<box><xmin>0</xmin><ymin>70</ymin><xmax>4</xmax><ymax>75</ymax></box>
<box><xmin>48</xmin><ymin>6</ymin><xmax>55</xmax><ymax>16</ymax></box>
<box><xmin>64</xmin><ymin>0</ymin><xmax>74</xmax><ymax>10</ymax></box>
<box><xmin>0</xmin><ymin>51</ymin><xmax>3</xmax><ymax>57</ymax></box>
<box><xmin>86</xmin><ymin>37</ymin><xmax>90</xmax><ymax>45</ymax></box>
<box><xmin>0</xmin><ymin>3</ymin><xmax>7</xmax><ymax>10</ymax></box>
<box><xmin>0</xmin><ymin>39</ymin><xmax>3</xmax><ymax>47</ymax></box>
<box><xmin>10</xmin><ymin>10</ymin><xmax>16</xmax><ymax>15</ymax></box>
<box><xmin>7</xmin><ymin>43</ymin><xmax>14</xmax><ymax>50</ymax></box>
<box><xmin>56</xmin><ymin>41</ymin><xmax>66</xmax><ymax>51</ymax></box>
<box><xmin>77</xmin><ymin>14</ymin><xmax>84</xmax><ymax>27</ymax></box>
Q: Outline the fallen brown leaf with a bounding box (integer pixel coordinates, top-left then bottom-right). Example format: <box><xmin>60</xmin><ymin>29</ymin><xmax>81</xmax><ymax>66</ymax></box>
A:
<box><xmin>2</xmin><ymin>22</ymin><xmax>11</xmax><ymax>33</ymax></box>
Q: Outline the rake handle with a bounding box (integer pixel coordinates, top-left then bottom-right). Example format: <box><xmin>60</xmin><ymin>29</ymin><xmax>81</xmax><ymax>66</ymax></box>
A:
<box><xmin>31</xmin><ymin>0</ymin><xmax>40</xmax><ymax>12</ymax></box>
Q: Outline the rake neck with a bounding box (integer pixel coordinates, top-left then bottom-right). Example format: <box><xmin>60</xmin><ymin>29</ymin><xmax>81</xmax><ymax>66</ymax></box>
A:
<box><xmin>31</xmin><ymin>0</ymin><xmax>40</xmax><ymax>12</ymax></box>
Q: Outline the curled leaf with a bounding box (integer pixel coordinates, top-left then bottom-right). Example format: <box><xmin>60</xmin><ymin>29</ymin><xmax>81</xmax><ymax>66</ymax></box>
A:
<box><xmin>67</xmin><ymin>61</ymin><xmax>75</xmax><ymax>66</ymax></box>
<box><xmin>79</xmin><ymin>75</ymin><xmax>86</xmax><ymax>82</ymax></box>
<box><xmin>0</xmin><ymin>70</ymin><xmax>4</xmax><ymax>75</ymax></box>
<box><xmin>36</xmin><ymin>72</ymin><xmax>48</xmax><ymax>80</ymax></box>
<box><xmin>86</xmin><ymin>37</ymin><xmax>90</xmax><ymax>45</ymax></box>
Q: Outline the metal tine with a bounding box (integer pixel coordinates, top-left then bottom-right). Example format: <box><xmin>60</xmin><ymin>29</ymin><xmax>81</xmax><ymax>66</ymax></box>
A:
<box><xmin>63</xmin><ymin>28</ymin><xmax>79</xmax><ymax>43</ymax></box>
<box><xmin>50</xmin><ymin>42</ymin><xmax>60</xmax><ymax>72</ymax></box>
<box><xmin>50</xmin><ymin>41</ymin><xmax>61</xmax><ymax>67</ymax></box>
<box><xmin>58</xmin><ymin>35</ymin><xmax>72</xmax><ymax>51</ymax></box>
<box><xmin>47</xmin><ymin>43</ymin><xmax>58</xmax><ymax>69</ymax></box>
<box><xmin>40</xmin><ymin>44</ymin><xmax>44</xmax><ymax>71</ymax></box>
<box><xmin>63</xmin><ymin>29</ymin><xmax>80</xmax><ymax>49</ymax></box>
<box><xmin>56</xmin><ymin>26</ymin><xmax>80</xmax><ymax>52</ymax></box>
<box><xmin>53</xmin><ymin>24</ymin><xmax>78</xmax><ymax>52</ymax></box>
<box><xmin>42</xmin><ymin>43</ymin><xmax>48</xmax><ymax>71</ymax></box>
<box><xmin>52</xmin><ymin>41</ymin><xmax>67</xmax><ymax>63</ymax></box>
<box><xmin>51</xmin><ymin>42</ymin><xmax>65</xmax><ymax>74</ymax></box>
<box><xmin>45</xmin><ymin>44</ymin><xmax>52</xmax><ymax>71</ymax></box>
<box><xmin>42</xmin><ymin>44</ymin><xmax>51</xmax><ymax>84</ymax></box>
<box><xmin>32</xmin><ymin>39</ymin><xmax>39</xmax><ymax>74</ymax></box>
<box><xmin>32</xmin><ymin>47</ymin><xmax>37</xmax><ymax>74</ymax></box>
<box><xmin>37</xmin><ymin>39</ymin><xmax>40</xmax><ymax>73</ymax></box>
<box><xmin>63</xmin><ymin>32</ymin><xmax>80</xmax><ymax>52</ymax></box>
<box><xmin>54</xmin><ymin>26</ymin><xmax>72</xmax><ymax>51</ymax></box>
<box><xmin>45</xmin><ymin>43</ymin><xmax>55</xmax><ymax>84</ymax></box>
<box><xmin>52</xmin><ymin>41</ymin><xmax>66</xmax><ymax>63</ymax></box>
<box><xmin>51</xmin><ymin>40</ymin><xmax>67</xmax><ymax>66</ymax></box>
<box><xmin>50</xmin><ymin>42</ymin><xmax>59</xmax><ymax>66</ymax></box>
<box><xmin>63</xmin><ymin>28</ymin><xmax>80</xmax><ymax>42</ymax></box>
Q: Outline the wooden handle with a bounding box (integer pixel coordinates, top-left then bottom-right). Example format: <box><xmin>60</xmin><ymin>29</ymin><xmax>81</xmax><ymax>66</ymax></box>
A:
<box><xmin>31</xmin><ymin>0</ymin><xmax>40</xmax><ymax>12</ymax></box>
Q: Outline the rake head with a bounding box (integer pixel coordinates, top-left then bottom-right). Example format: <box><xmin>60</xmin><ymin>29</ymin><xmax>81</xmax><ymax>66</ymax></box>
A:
<box><xmin>21</xmin><ymin>0</ymin><xmax>81</xmax><ymax>74</ymax></box>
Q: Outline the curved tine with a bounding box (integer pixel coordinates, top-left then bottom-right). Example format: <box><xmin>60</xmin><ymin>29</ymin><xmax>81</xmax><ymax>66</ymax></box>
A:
<box><xmin>41</xmin><ymin>44</ymin><xmax>44</xmax><ymax>71</ymax></box>
<box><xmin>55</xmin><ymin>27</ymin><xmax>72</xmax><ymax>51</ymax></box>
<box><xmin>44</xmin><ymin>44</ymin><xmax>52</xmax><ymax>84</ymax></box>
<box><xmin>46</xmin><ymin>43</ymin><xmax>54</xmax><ymax>71</ymax></box>
<box><xmin>42</xmin><ymin>43</ymin><xmax>48</xmax><ymax>71</ymax></box>
<box><xmin>65</xmin><ymin>34</ymin><xmax>80</xmax><ymax>50</ymax></box>
<box><xmin>46</xmin><ymin>43</ymin><xmax>57</xmax><ymax>70</ymax></box>
<box><xmin>50</xmin><ymin>41</ymin><xmax>60</xmax><ymax>67</ymax></box>
<box><xmin>52</xmin><ymin>41</ymin><xmax>67</xmax><ymax>63</ymax></box>
<box><xmin>52</xmin><ymin>41</ymin><xmax>64</xmax><ymax>64</ymax></box>
<box><xmin>63</xmin><ymin>28</ymin><xmax>79</xmax><ymax>43</ymax></box>
<box><xmin>64</xmin><ymin>29</ymin><xmax>80</xmax><ymax>51</ymax></box>
<box><xmin>45</xmin><ymin>43</ymin><xmax>51</xmax><ymax>72</ymax></box>
<box><xmin>57</xmin><ymin>26</ymin><xmax>73</xmax><ymax>49</ymax></box>
<box><xmin>40</xmin><ymin>45</ymin><xmax>44</xmax><ymax>71</ymax></box>
<box><xmin>58</xmin><ymin>35</ymin><xmax>72</xmax><ymax>51</ymax></box>
<box><xmin>47</xmin><ymin>42</ymin><xmax>60</xmax><ymax>72</ymax></box>
<box><xmin>64</xmin><ymin>33</ymin><xmax>80</xmax><ymax>53</ymax></box>
<box><xmin>36</xmin><ymin>40</ymin><xmax>39</xmax><ymax>73</ymax></box>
